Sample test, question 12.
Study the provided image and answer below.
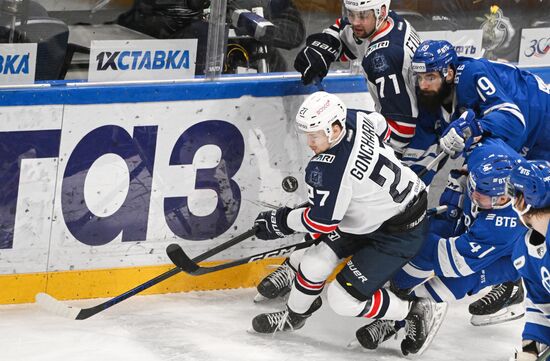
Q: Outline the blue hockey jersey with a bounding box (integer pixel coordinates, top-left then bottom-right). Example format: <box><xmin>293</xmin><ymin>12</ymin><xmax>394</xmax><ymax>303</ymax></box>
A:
<box><xmin>453</xmin><ymin>57</ymin><xmax>550</xmax><ymax>160</ymax></box>
<box><xmin>401</xmin><ymin>104</ymin><xmax>451</xmax><ymax>185</ymax></box>
<box><xmin>512</xmin><ymin>223</ymin><xmax>550</xmax><ymax>345</ymax></box>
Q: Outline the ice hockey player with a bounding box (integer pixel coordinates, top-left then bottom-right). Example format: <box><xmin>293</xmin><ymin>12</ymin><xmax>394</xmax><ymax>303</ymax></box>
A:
<box><xmin>256</xmin><ymin>0</ymin><xmax>423</xmax><ymax>306</ymax></box>
<box><xmin>409</xmin><ymin>40</ymin><xmax>550</xmax><ymax>162</ymax></box>
<box><xmin>293</xmin><ymin>0</ymin><xmax>422</xmax><ymax>155</ymax></box>
<box><xmin>354</xmin><ymin>138</ymin><xmax>527</xmax><ymax>350</ymax></box>
<box><xmin>251</xmin><ymin>91</ymin><xmax>447</xmax><ymax>356</ymax></box>
<box><xmin>507</xmin><ymin>160</ymin><xmax>550</xmax><ymax>361</ymax></box>
<box><xmin>410</xmin><ymin>38</ymin><xmax>550</xmax><ymax>315</ymax></box>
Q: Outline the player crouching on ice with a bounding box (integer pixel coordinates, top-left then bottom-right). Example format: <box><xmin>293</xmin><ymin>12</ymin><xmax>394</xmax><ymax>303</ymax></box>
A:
<box><xmin>250</xmin><ymin>91</ymin><xmax>447</xmax><ymax>356</ymax></box>
<box><xmin>507</xmin><ymin>160</ymin><xmax>550</xmax><ymax>361</ymax></box>
<box><xmin>355</xmin><ymin>139</ymin><xmax>528</xmax><ymax>352</ymax></box>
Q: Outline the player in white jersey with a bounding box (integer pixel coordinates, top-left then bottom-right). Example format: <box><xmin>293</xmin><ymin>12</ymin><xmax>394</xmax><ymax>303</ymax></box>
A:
<box><xmin>250</xmin><ymin>91</ymin><xmax>446</xmax><ymax>355</ymax></box>
<box><xmin>293</xmin><ymin>0</ymin><xmax>421</xmax><ymax>155</ymax></box>
<box><xmin>507</xmin><ymin>160</ymin><xmax>550</xmax><ymax>361</ymax></box>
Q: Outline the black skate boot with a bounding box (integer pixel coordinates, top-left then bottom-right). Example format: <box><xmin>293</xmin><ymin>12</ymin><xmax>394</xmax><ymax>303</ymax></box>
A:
<box><xmin>251</xmin><ymin>296</ymin><xmax>322</xmax><ymax>334</ymax></box>
<box><xmin>254</xmin><ymin>259</ymin><xmax>295</xmax><ymax>302</ymax></box>
<box><xmin>355</xmin><ymin>320</ymin><xmax>405</xmax><ymax>350</ymax></box>
<box><xmin>401</xmin><ymin>298</ymin><xmax>448</xmax><ymax>356</ymax></box>
<box><xmin>469</xmin><ymin>279</ymin><xmax>525</xmax><ymax>326</ymax></box>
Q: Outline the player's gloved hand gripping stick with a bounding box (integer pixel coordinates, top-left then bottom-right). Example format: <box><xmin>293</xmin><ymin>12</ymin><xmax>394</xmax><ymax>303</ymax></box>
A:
<box><xmin>35</xmin><ymin>201</ymin><xmax>307</xmax><ymax>320</ymax></box>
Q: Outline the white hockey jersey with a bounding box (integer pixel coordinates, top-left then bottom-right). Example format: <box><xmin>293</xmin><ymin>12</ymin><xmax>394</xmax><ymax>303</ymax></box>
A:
<box><xmin>288</xmin><ymin>110</ymin><xmax>425</xmax><ymax>235</ymax></box>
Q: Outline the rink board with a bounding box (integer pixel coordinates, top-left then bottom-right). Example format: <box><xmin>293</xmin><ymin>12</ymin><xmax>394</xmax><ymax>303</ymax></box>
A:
<box><xmin>0</xmin><ymin>74</ymin><xmax>373</xmax><ymax>303</ymax></box>
<box><xmin>0</xmin><ymin>67</ymin><xmax>548</xmax><ymax>305</ymax></box>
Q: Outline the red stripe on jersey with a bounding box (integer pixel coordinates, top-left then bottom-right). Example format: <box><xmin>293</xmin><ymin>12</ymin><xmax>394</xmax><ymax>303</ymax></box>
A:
<box><xmin>370</xmin><ymin>17</ymin><xmax>393</xmax><ymax>42</ymax></box>
<box><xmin>336</xmin><ymin>18</ymin><xmax>341</xmax><ymax>27</ymax></box>
<box><xmin>365</xmin><ymin>289</ymin><xmax>383</xmax><ymax>318</ymax></box>
<box><xmin>383</xmin><ymin>126</ymin><xmax>392</xmax><ymax>142</ymax></box>
<box><xmin>386</xmin><ymin>118</ymin><xmax>416</xmax><ymax>136</ymax></box>
<box><xmin>311</xmin><ymin>233</ymin><xmax>321</xmax><ymax>239</ymax></box>
<box><xmin>303</xmin><ymin>208</ymin><xmax>338</xmax><ymax>233</ymax></box>
<box><xmin>296</xmin><ymin>272</ymin><xmax>325</xmax><ymax>290</ymax></box>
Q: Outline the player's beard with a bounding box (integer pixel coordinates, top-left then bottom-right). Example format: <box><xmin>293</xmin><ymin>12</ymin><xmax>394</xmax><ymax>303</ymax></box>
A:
<box><xmin>417</xmin><ymin>80</ymin><xmax>452</xmax><ymax>113</ymax></box>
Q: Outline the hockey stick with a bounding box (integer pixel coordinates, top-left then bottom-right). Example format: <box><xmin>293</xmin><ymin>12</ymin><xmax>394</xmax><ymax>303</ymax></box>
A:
<box><xmin>537</xmin><ymin>347</ymin><xmax>550</xmax><ymax>361</ymax></box>
<box><xmin>36</xmin><ymin>201</ymin><xmax>309</xmax><ymax>320</ymax></box>
<box><xmin>167</xmin><ymin>206</ymin><xmax>446</xmax><ymax>276</ymax></box>
<box><xmin>36</xmin><ymin>226</ymin><xmax>259</xmax><ymax>320</ymax></box>
<box><xmin>167</xmin><ymin>237</ymin><xmax>316</xmax><ymax>276</ymax></box>
<box><xmin>417</xmin><ymin>151</ymin><xmax>448</xmax><ymax>179</ymax></box>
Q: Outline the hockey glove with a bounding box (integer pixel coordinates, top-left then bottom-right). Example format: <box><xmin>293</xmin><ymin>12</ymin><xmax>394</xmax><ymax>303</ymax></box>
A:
<box><xmin>254</xmin><ymin>206</ymin><xmax>294</xmax><ymax>240</ymax></box>
<box><xmin>294</xmin><ymin>33</ymin><xmax>340</xmax><ymax>85</ymax></box>
<box><xmin>439</xmin><ymin>109</ymin><xmax>483</xmax><ymax>158</ymax></box>
<box><xmin>439</xmin><ymin>169</ymin><xmax>467</xmax><ymax>220</ymax></box>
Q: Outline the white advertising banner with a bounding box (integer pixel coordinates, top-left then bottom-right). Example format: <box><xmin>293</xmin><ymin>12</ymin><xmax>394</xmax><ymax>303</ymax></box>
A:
<box><xmin>0</xmin><ymin>91</ymin><xmax>372</xmax><ymax>274</ymax></box>
<box><xmin>0</xmin><ymin>43</ymin><xmax>37</xmax><ymax>85</ymax></box>
<box><xmin>88</xmin><ymin>39</ymin><xmax>198</xmax><ymax>82</ymax></box>
<box><xmin>519</xmin><ymin>28</ymin><xmax>550</xmax><ymax>67</ymax></box>
<box><xmin>418</xmin><ymin>30</ymin><xmax>484</xmax><ymax>58</ymax></box>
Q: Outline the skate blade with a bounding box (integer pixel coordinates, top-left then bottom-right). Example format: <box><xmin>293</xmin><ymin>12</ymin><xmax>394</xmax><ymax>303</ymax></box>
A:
<box><xmin>253</xmin><ymin>293</ymin><xmax>269</xmax><ymax>303</ymax></box>
<box><xmin>470</xmin><ymin>303</ymin><xmax>525</xmax><ymax>326</ymax></box>
<box><xmin>346</xmin><ymin>339</ymin><xmax>361</xmax><ymax>349</ymax></box>
<box><xmin>253</xmin><ymin>292</ymin><xmax>290</xmax><ymax>304</ymax></box>
<box><xmin>415</xmin><ymin>302</ymin><xmax>449</xmax><ymax>357</ymax></box>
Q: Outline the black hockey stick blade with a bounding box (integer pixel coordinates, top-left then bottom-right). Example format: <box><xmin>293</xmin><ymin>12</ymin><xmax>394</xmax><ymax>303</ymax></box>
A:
<box><xmin>168</xmin><ymin>238</ymin><xmax>317</xmax><ymax>276</ymax></box>
<box><xmin>167</xmin><ymin>243</ymin><xmax>200</xmax><ymax>273</ymax></box>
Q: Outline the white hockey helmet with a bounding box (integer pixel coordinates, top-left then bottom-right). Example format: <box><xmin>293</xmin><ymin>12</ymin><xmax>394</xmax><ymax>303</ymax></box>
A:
<box><xmin>343</xmin><ymin>0</ymin><xmax>390</xmax><ymax>29</ymax></box>
<box><xmin>295</xmin><ymin>91</ymin><xmax>347</xmax><ymax>144</ymax></box>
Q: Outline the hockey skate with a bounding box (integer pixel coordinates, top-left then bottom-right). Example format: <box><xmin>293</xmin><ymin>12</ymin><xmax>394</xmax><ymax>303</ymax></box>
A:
<box><xmin>251</xmin><ymin>297</ymin><xmax>322</xmax><ymax>334</ymax></box>
<box><xmin>355</xmin><ymin>319</ymin><xmax>405</xmax><ymax>350</ymax></box>
<box><xmin>254</xmin><ymin>259</ymin><xmax>295</xmax><ymax>303</ymax></box>
<box><xmin>401</xmin><ymin>298</ymin><xmax>448</xmax><ymax>356</ymax></box>
<box><xmin>469</xmin><ymin>279</ymin><xmax>525</xmax><ymax>326</ymax></box>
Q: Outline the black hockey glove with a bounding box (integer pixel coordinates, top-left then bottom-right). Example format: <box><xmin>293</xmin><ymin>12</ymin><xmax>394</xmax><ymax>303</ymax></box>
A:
<box><xmin>254</xmin><ymin>206</ymin><xmax>294</xmax><ymax>240</ymax></box>
<box><xmin>294</xmin><ymin>33</ymin><xmax>340</xmax><ymax>85</ymax></box>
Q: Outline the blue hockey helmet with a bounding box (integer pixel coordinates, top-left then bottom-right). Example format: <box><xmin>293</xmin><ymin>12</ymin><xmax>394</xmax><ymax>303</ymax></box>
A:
<box><xmin>506</xmin><ymin>160</ymin><xmax>550</xmax><ymax>211</ymax></box>
<box><xmin>412</xmin><ymin>40</ymin><xmax>458</xmax><ymax>77</ymax></box>
<box><xmin>467</xmin><ymin>153</ymin><xmax>516</xmax><ymax>208</ymax></box>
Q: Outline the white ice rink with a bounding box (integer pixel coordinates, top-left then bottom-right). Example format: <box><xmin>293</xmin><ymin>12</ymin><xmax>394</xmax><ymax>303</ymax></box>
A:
<box><xmin>0</xmin><ymin>288</ymin><xmax>522</xmax><ymax>361</ymax></box>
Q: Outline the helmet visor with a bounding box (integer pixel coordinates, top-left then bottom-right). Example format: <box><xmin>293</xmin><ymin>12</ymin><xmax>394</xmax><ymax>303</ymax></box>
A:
<box><xmin>344</xmin><ymin>8</ymin><xmax>374</xmax><ymax>21</ymax></box>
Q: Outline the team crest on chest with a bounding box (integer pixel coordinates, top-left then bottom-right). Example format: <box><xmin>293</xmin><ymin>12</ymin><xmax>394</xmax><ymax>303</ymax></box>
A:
<box><xmin>308</xmin><ymin>166</ymin><xmax>324</xmax><ymax>187</ymax></box>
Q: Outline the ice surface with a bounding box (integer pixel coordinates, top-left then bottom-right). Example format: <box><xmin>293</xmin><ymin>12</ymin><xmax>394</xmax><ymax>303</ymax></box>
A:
<box><xmin>0</xmin><ymin>288</ymin><xmax>522</xmax><ymax>361</ymax></box>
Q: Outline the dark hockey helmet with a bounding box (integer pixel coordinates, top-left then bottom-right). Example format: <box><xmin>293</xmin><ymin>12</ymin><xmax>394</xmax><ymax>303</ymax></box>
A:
<box><xmin>412</xmin><ymin>40</ymin><xmax>458</xmax><ymax>77</ymax></box>
<box><xmin>467</xmin><ymin>154</ymin><xmax>515</xmax><ymax>208</ymax></box>
<box><xmin>506</xmin><ymin>160</ymin><xmax>550</xmax><ymax>210</ymax></box>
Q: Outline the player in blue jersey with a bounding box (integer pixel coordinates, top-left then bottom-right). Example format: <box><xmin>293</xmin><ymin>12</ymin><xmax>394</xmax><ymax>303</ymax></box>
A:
<box><xmin>250</xmin><ymin>91</ymin><xmax>446</xmax><ymax>355</ymax></box>
<box><xmin>410</xmin><ymin>39</ymin><xmax>550</xmax><ymax>315</ymax></box>
<box><xmin>293</xmin><ymin>0</ymin><xmax>421</xmax><ymax>155</ymax></box>
<box><xmin>408</xmin><ymin>40</ymin><xmax>550</xmax><ymax>162</ymax></box>
<box><xmin>507</xmin><ymin>160</ymin><xmax>550</xmax><ymax>361</ymax></box>
<box><xmin>354</xmin><ymin>138</ymin><xmax>527</xmax><ymax>349</ymax></box>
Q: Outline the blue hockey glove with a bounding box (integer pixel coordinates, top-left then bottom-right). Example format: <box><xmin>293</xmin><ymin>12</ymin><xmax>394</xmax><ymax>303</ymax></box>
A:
<box><xmin>254</xmin><ymin>207</ymin><xmax>294</xmax><ymax>240</ymax></box>
<box><xmin>439</xmin><ymin>109</ymin><xmax>483</xmax><ymax>158</ymax></box>
<box><xmin>294</xmin><ymin>33</ymin><xmax>340</xmax><ymax>85</ymax></box>
<box><xmin>439</xmin><ymin>169</ymin><xmax>467</xmax><ymax>220</ymax></box>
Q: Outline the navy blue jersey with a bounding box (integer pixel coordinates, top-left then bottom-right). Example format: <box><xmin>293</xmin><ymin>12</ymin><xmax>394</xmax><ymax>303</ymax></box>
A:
<box><xmin>453</xmin><ymin>57</ymin><xmax>550</xmax><ymax>160</ymax></box>
<box><xmin>323</xmin><ymin>11</ymin><xmax>421</xmax><ymax>154</ymax></box>
<box><xmin>512</xmin><ymin>224</ymin><xmax>550</xmax><ymax>345</ymax></box>
<box><xmin>287</xmin><ymin>109</ymin><xmax>424</xmax><ymax>235</ymax></box>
